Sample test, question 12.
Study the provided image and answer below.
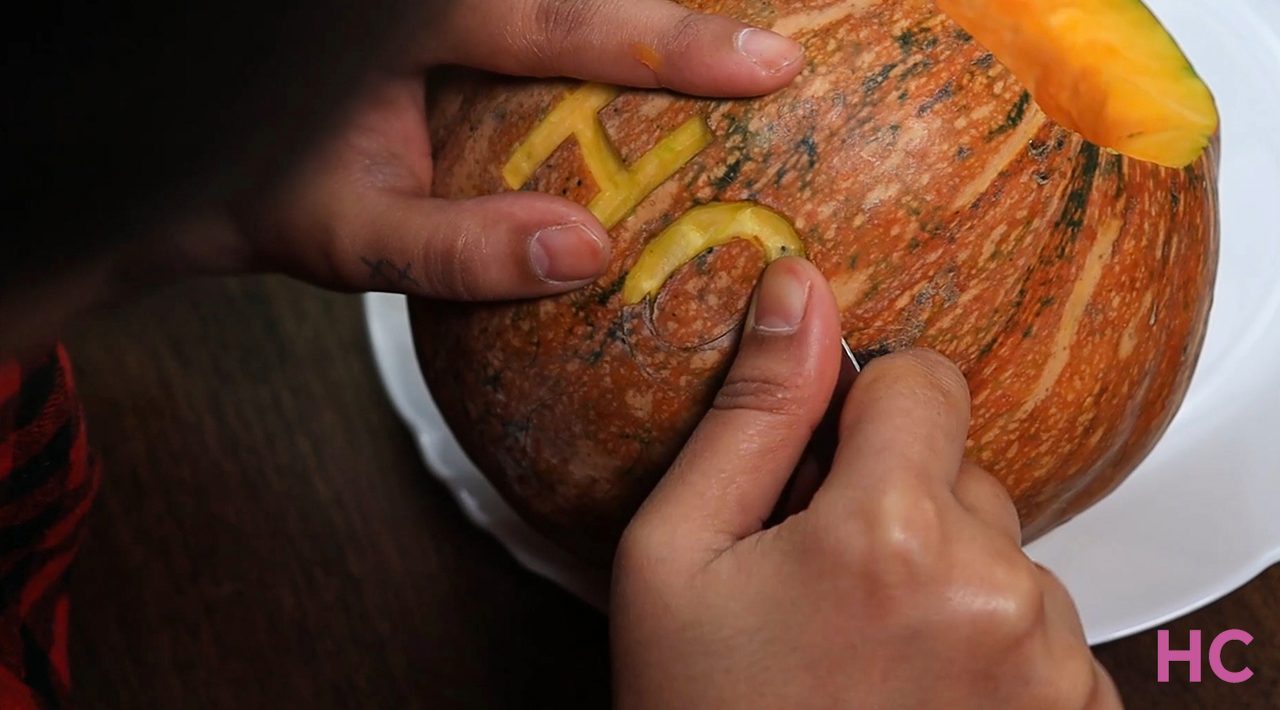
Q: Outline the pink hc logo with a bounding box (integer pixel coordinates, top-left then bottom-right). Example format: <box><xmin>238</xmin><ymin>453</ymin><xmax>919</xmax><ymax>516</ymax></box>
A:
<box><xmin>1157</xmin><ymin>629</ymin><xmax>1254</xmax><ymax>683</ymax></box>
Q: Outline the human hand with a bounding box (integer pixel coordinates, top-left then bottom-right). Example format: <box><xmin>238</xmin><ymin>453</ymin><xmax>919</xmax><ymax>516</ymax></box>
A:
<box><xmin>611</xmin><ymin>257</ymin><xmax>1122</xmax><ymax>709</ymax></box>
<box><xmin>176</xmin><ymin>0</ymin><xmax>806</xmax><ymax>301</ymax></box>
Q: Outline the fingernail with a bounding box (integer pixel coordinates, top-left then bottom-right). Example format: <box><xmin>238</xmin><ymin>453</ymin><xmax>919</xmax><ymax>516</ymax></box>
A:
<box><xmin>529</xmin><ymin>224</ymin><xmax>607</xmax><ymax>283</ymax></box>
<box><xmin>734</xmin><ymin>28</ymin><xmax>803</xmax><ymax>74</ymax></box>
<box><xmin>749</xmin><ymin>260</ymin><xmax>810</xmax><ymax>335</ymax></box>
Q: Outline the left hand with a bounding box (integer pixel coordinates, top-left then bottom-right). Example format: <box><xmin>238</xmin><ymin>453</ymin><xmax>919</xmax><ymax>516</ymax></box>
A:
<box><xmin>174</xmin><ymin>0</ymin><xmax>806</xmax><ymax>301</ymax></box>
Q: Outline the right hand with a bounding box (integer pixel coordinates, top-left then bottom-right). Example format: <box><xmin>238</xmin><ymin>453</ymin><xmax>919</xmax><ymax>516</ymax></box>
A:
<box><xmin>611</xmin><ymin>257</ymin><xmax>1122</xmax><ymax>709</ymax></box>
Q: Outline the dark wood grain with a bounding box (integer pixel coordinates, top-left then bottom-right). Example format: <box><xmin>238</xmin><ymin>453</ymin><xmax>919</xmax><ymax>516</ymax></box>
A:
<box><xmin>62</xmin><ymin>277</ymin><xmax>1277</xmax><ymax>708</ymax></box>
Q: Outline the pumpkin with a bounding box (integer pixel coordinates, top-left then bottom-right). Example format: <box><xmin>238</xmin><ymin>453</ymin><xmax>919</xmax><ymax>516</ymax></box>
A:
<box><xmin>411</xmin><ymin>0</ymin><xmax>1220</xmax><ymax>564</ymax></box>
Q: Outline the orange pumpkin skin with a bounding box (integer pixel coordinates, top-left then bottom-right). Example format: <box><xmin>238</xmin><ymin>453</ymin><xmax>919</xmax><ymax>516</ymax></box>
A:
<box><xmin>411</xmin><ymin>0</ymin><xmax>1218</xmax><ymax>563</ymax></box>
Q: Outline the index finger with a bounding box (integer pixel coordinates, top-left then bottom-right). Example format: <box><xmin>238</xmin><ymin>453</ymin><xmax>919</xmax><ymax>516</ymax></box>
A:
<box><xmin>809</xmin><ymin>349</ymin><xmax>972</xmax><ymax>515</ymax></box>
<box><xmin>425</xmin><ymin>0</ymin><xmax>804</xmax><ymax>97</ymax></box>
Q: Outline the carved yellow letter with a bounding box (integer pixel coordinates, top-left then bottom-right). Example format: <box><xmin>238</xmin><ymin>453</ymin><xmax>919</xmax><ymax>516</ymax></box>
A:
<box><xmin>503</xmin><ymin>83</ymin><xmax>713</xmax><ymax>229</ymax></box>
<box><xmin>621</xmin><ymin>202</ymin><xmax>806</xmax><ymax>304</ymax></box>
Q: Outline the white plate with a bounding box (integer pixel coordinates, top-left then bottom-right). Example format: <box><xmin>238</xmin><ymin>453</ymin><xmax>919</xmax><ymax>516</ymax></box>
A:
<box><xmin>364</xmin><ymin>0</ymin><xmax>1280</xmax><ymax>644</ymax></box>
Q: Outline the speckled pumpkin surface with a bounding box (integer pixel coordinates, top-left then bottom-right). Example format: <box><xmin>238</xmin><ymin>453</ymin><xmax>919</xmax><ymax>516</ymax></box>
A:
<box><xmin>411</xmin><ymin>0</ymin><xmax>1219</xmax><ymax>564</ymax></box>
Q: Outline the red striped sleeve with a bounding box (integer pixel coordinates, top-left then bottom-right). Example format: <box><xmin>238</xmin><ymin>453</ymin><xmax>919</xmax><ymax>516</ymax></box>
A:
<box><xmin>0</xmin><ymin>360</ymin><xmax>19</xmax><ymax>481</ymax></box>
<box><xmin>1</xmin><ymin>344</ymin><xmax>99</xmax><ymax>709</ymax></box>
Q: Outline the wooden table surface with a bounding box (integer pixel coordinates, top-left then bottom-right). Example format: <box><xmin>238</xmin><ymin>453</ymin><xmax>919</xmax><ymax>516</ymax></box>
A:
<box><xmin>63</xmin><ymin>276</ymin><xmax>1276</xmax><ymax>708</ymax></box>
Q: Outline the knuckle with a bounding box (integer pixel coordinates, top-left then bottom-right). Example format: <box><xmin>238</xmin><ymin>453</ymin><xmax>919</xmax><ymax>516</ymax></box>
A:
<box><xmin>418</xmin><ymin>229</ymin><xmax>475</xmax><ymax>300</ymax></box>
<box><xmin>979</xmin><ymin>565</ymin><xmax>1047</xmax><ymax>640</ymax></box>
<box><xmin>870</xmin><ymin>348</ymin><xmax>970</xmax><ymax>405</ymax></box>
<box><xmin>939</xmin><ymin>558</ymin><xmax>1053</xmax><ymax>665</ymax></box>
<box><xmin>660</xmin><ymin>10</ymin><xmax>710</xmax><ymax>56</ymax></box>
<box><xmin>862</xmin><ymin>489</ymin><xmax>945</xmax><ymax>578</ymax></box>
<box><xmin>712</xmin><ymin>371</ymin><xmax>808</xmax><ymax>419</ymax></box>
<box><xmin>524</xmin><ymin>0</ymin><xmax>605</xmax><ymax>71</ymax></box>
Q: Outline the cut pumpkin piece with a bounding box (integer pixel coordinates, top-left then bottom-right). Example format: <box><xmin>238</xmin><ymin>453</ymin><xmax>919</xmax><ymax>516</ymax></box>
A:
<box><xmin>621</xmin><ymin>203</ymin><xmax>805</xmax><ymax>304</ymax></box>
<box><xmin>502</xmin><ymin>82</ymin><xmax>713</xmax><ymax>229</ymax></box>
<box><xmin>936</xmin><ymin>0</ymin><xmax>1218</xmax><ymax>168</ymax></box>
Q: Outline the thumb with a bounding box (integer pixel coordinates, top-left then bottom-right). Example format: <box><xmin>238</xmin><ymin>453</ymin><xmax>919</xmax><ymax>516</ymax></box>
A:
<box><xmin>259</xmin><ymin>190</ymin><xmax>613</xmax><ymax>301</ymax></box>
<box><xmin>627</xmin><ymin>257</ymin><xmax>842</xmax><ymax>561</ymax></box>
